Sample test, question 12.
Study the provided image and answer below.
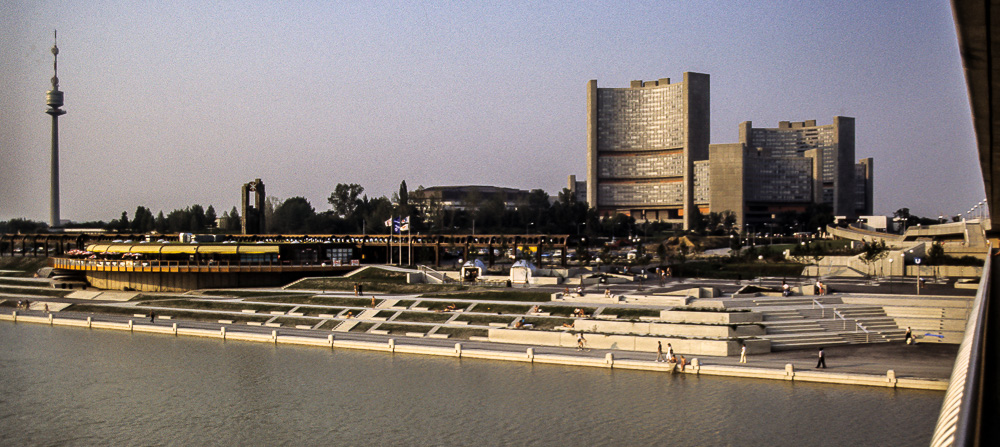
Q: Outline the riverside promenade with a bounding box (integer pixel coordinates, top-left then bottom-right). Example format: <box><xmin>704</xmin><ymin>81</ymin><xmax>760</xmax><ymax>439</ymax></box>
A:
<box><xmin>0</xmin><ymin>306</ymin><xmax>954</xmax><ymax>391</ymax></box>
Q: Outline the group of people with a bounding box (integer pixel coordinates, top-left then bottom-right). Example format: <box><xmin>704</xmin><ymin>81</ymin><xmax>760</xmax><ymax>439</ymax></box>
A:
<box><xmin>655</xmin><ymin>341</ymin><xmax>687</xmax><ymax>370</ymax></box>
<box><xmin>572</xmin><ymin>308</ymin><xmax>587</xmax><ymax>318</ymax></box>
<box><xmin>814</xmin><ymin>280</ymin><xmax>828</xmax><ymax>295</ymax></box>
<box><xmin>656</xmin><ymin>267</ymin><xmax>672</xmax><ymax>286</ymax></box>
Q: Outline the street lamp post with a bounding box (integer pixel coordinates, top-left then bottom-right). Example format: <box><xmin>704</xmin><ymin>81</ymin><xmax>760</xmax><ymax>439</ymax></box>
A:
<box><xmin>915</xmin><ymin>257</ymin><xmax>922</xmax><ymax>295</ymax></box>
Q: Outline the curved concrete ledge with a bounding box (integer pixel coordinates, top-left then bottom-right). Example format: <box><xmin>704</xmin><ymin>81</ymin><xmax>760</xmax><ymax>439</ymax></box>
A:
<box><xmin>0</xmin><ymin>313</ymin><xmax>947</xmax><ymax>391</ymax></box>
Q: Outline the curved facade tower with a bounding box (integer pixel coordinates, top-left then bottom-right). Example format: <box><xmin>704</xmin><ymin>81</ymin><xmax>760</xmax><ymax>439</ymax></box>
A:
<box><xmin>586</xmin><ymin>73</ymin><xmax>710</xmax><ymax>230</ymax></box>
<box><xmin>46</xmin><ymin>31</ymin><xmax>66</xmax><ymax>228</ymax></box>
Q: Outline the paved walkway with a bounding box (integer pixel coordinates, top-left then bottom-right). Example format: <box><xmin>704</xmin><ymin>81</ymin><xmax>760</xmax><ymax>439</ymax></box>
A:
<box><xmin>4</xmin><ymin>306</ymin><xmax>958</xmax><ymax>381</ymax></box>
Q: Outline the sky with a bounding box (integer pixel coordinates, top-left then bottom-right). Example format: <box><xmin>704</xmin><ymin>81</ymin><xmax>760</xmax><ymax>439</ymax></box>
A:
<box><xmin>0</xmin><ymin>0</ymin><xmax>984</xmax><ymax>223</ymax></box>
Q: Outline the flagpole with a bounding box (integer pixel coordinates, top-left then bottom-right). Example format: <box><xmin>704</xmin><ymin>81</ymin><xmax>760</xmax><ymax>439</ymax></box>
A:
<box><xmin>408</xmin><ymin>216</ymin><xmax>412</xmax><ymax>267</ymax></box>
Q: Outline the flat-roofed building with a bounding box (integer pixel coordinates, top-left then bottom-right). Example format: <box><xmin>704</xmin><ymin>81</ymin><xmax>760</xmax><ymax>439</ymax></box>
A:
<box><xmin>738</xmin><ymin>118</ymin><xmax>857</xmax><ymax>216</ymax></box>
<box><xmin>586</xmin><ymin>73</ymin><xmax>710</xmax><ymax>230</ymax></box>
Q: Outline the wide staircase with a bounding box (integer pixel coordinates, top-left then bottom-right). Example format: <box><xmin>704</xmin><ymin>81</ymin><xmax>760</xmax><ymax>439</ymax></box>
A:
<box><xmin>752</xmin><ymin>296</ymin><xmax>904</xmax><ymax>351</ymax></box>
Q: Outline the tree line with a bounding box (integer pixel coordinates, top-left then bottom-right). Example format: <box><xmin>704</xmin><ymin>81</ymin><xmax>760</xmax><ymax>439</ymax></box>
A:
<box><xmin>2</xmin><ymin>180</ymin><xmax>871</xmax><ymax>238</ymax></box>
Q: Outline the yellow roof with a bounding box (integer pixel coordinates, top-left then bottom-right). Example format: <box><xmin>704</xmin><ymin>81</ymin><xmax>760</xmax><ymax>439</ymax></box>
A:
<box><xmin>84</xmin><ymin>243</ymin><xmax>280</xmax><ymax>255</ymax></box>
<box><xmin>237</xmin><ymin>245</ymin><xmax>280</xmax><ymax>254</ymax></box>
<box><xmin>195</xmin><ymin>245</ymin><xmax>239</xmax><ymax>254</ymax></box>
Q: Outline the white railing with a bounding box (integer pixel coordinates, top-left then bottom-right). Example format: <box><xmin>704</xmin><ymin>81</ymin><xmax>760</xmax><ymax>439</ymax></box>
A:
<box><xmin>832</xmin><ymin>309</ymin><xmax>870</xmax><ymax>342</ymax></box>
<box><xmin>417</xmin><ymin>265</ymin><xmax>454</xmax><ymax>284</ymax></box>
<box><xmin>811</xmin><ymin>298</ymin><xmax>826</xmax><ymax>318</ymax></box>
<box><xmin>931</xmin><ymin>247</ymin><xmax>992</xmax><ymax>446</ymax></box>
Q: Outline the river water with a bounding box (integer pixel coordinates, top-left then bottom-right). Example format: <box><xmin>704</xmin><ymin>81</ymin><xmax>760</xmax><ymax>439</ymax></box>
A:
<box><xmin>0</xmin><ymin>323</ymin><xmax>942</xmax><ymax>446</ymax></box>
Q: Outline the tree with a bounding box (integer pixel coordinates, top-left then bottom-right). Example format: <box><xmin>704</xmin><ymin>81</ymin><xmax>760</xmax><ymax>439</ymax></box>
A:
<box><xmin>131</xmin><ymin>206</ymin><xmax>154</xmax><ymax>233</ymax></box>
<box><xmin>395</xmin><ymin>180</ymin><xmax>411</xmax><ymax>217</ymax></box>
<box><xmin>927</xmin><ymin>242</ymin><xmax>946</xmax><ymax>265</ymax></box>
<box><xmin>271</xmin><ymin>197</ymin><xmax>316</xmax><ymax>233</ymax></box>
<box><xmin>1</xmin><ymin>218</ymin><xmax>47</xmax><ymax>234</ymax></box>
<box><xmin>205</xmin><ymin>205</ymin><xmax>217</xmax><ymax>230</ymax></box>
<box><xmin>264</xmin><ymin>196</ymin><xmax>280</xmax><ymax>232</ymax></box>
<box><xmin>154</xmin><ymin>211</ymin><xmax>167</xmax><ymax>233</ymax></box>
<box><xmin>189</xmin><ymin>205</ymin><xmax>206</xmax><ymax>231</ymax></box>
<box><xmin>226</xmin><ymin>206</ymin><xmax>240</xmax><ymax>232</ymax></box>
<box><xmin>858</xmin><ymin>240</ymin><xmax>889</xmax><ymax>278</ymax></box>
<box><xmin>328</xmin><ymin>183</ymin><xmax>364</xmax><ymax>219</ymax></box>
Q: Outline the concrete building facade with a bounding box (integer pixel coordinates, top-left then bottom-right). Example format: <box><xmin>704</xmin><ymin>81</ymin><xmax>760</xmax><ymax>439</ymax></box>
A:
<box><xmin>586</xmin><ymin>73</ymin><xmax>710</xmax><ymax>230</ymax></box>
<box><xmin>583</xmin><ymin>74</ymin><xmax>873</xmax><ymax>231</ymax></box>
<box><xmin>738</xmin><ymin>118</ymin><xmax>857</xmax><ymax>216</ymax></box>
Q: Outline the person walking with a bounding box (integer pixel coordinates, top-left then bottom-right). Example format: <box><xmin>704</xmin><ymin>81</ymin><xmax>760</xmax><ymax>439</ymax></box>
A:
<box><xmin>150</xmin><ymin>311</ymin><xmax>155</xmax><ymax>323</ymax></box>
<box><xmin>905</xmin><ymin>326</ymin><xmax>913</xmax><ymax>345</ymax></box>
<box><xmin>666</xmin><ymin>343</ymin><xmax>674</xmax><ymax>362</ymax></box>
<box><xmin>739</xmin><ymin>343</ymin><xmax>747</xmax><ymax>363</ymax></box>
<box><xmin>656</xmin><ymin>341</ymin><xmax>665</xmax><ymax>362</ymax></box>
<box><xmin>816</xmin><ymin>347</ymin><xmax>827</xmax><ymax>368</ymax></box>
<box><xmin>576</xmin><ymin>333</ymin><xmax>587</xmax><ymax>351</ymax></box>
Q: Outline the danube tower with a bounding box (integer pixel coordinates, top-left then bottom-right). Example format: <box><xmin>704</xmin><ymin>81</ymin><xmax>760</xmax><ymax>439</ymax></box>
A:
<box><xmin>46</xmin><ymin>30</ymin><xmax>66</xmax><ymax>228</ymax></box>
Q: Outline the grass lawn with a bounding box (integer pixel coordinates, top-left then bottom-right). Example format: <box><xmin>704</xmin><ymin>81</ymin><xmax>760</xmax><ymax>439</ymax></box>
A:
<box><xmin>0</xmin><ymin>286</ymin><xmax>71</xmax><ymax>298</ymax></box>
<box><xmin>545</xmin><ymin>306</ymin><xmax>596</xmax><ymax>317</ymax></box>
<box><xmin>256</xmin><ymin>295</ymin><xmax>377</xmax><ymax>307</ymax></box>
<box><xmin>455</xmin><ymin>314</ymin><xmax>515</xmax><ymax>326</ymax></box>
<box><xmin>393</xmin><ymin>300</ymin><xmax>417</xmax><ymax>308</ymax></box>
<box><xmin>274</xmin><ymin>316</ymin><xmax>320</xmax><ymax>327</ymax></box>
<box><xmin>287</xmin><ymin>276</ymin><xmax>468</xmax><ymax>294</ymax></box>
<box><xmin>350</xmin><ymin>322</ymin><xmax>376</xmax><ymax>333</ymax></box>
<box><xmin>314</xmin><ymin>320</ymin><xmax>340</xmax><ymax>330</ymax></box>
<box><xmin>197</xmin><ymin>290</ymin><xmax>311</xmax><ymax>298</ymax></box>
<box><xmin>468</xmin><ymin>303</ymin><xmax>532</xmax><ymax>314</ymax></box>
<box><xmin>0</xmin><ymin>257</ymin><xmax>51</xmax><ymax>276</ymax></box>
<box><xmin>420</xmin><ymin>290</ymin><xmax>551</xmax><ymax>302</ymax></box>
<box><xmin>374</xmin><ymin>310</ymin><xmax>398</xmax><ymax>319</ymax></box>
<box><xmin>157</xmin><ymin>310</ymin><xmax>272</xmax><ymax>324</ymax></box>
<box><xmin>297</xmin><ymin>306</ymin><xmax>345</xmax><ymax>317</ymax></box>
<box><xmin>602</xmin><ymin>307</ymin><xmax>662</xmax><ymax>318</ymax></box>
<box><xmin>434</xmin><ymin>327</ymin><xmax>488</xmax><ymax>339</ymax></box>
<box><xmin>390</xmin><ymin>312</ymin><xmax>454</xmax><ymax>324</ymax></box>
<box><xmin>148</xmin><ymin>300</ymin><xmax>289</xmax><ymax>313</ymax></box>
<box><xmin>377</xmin><ymin>323</ymin><xmax>429</xmax><ymax>335</ymax></box>
<box><xmin>524</xmin><ymin>317</ymin><xmax>575</xmax><ymax>330</ymax></box>
<box><xmin>63</xmin><ymin>304</ymin><xmax>137</xmax><ymax>316</ymax></box>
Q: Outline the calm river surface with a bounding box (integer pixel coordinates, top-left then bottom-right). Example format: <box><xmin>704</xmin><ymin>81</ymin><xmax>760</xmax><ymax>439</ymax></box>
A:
<box><xmin>0</xmin><ymin>323</ymin><xmax>943</xmax><ymax>446</ymax></box>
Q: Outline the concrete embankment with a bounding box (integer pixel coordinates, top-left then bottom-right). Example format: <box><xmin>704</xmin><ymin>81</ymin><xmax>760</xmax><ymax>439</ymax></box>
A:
<box><xmin>0</xmin><ymin>311</ymin><xmax>947</xmax><ymax>391</ymax></box>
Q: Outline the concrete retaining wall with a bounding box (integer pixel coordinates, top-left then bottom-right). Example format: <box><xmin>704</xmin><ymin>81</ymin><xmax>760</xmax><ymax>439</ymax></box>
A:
<box><xmin>659</xmin><ymin>310</ymin><xmax>763</xmax><ymax>324</ymax></box>
<box><xmin>86</xmin><ymin>271</ymin><xmax>289</xmax><ymax>292</ymax></box>
<box><xmin>572</xmin><ymin>319</ymin><xmax>764</xmax><ymax>338</ymax></box>
<box><xmin>0</xmin><ymin>312</ymin><xmax>945</xmax><ymax>391</ymax></box>
<box><xmin>487</xmin><ymin>328</ymin><xmax>770</xmax><ymax>356</ymax></box>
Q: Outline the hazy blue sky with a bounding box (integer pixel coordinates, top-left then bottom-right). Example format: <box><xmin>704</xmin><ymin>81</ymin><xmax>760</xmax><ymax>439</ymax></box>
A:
<box><xmin>1</xmin><ymin>0</ymin><xmax>983</xmax><ymax>222</ymax></box>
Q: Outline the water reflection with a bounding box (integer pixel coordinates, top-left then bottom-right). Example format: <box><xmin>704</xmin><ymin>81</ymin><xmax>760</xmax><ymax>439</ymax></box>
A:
<box><xmin>0</xmin><ymin>324</ymin><xmax>942</xmax><ymax>445</ymax></box>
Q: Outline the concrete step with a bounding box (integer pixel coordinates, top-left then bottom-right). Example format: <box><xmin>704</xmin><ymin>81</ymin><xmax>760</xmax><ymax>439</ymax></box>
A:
<box><xmin>753</xmin><ymin>298</ymin><xmax>816</xmax><ymax>307</ymax></box>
